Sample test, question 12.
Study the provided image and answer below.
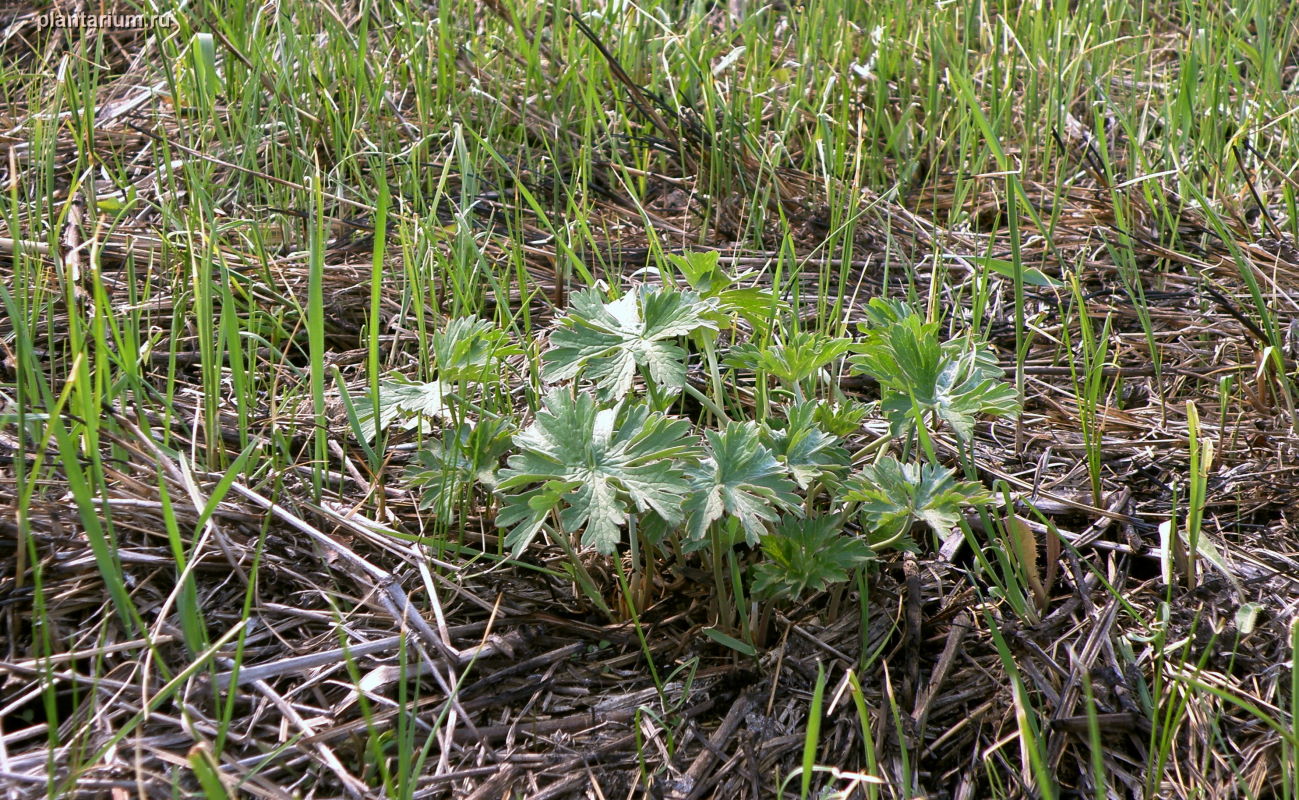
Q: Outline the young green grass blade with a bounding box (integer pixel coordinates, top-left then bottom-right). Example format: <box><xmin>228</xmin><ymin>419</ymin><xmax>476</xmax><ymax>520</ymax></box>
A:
<box><xmin>846</xmin><ymin>670</ymin><xmax>881</xmax><ymax>800</ymax></box>
<box><xmin>187</xmin><ymin>744</ymin><xmax>231</xmax><ymax>800</ymax></box>
<box><xmin>800</xmin><ymin>661</ymin><xmax>828</xmax><ymax>800</ymax></box>
<box><xmin>1290</xmin><ymin>616</ymin><xmax>1299</xmax><ymax>799</ymax></box>
<box><xmin>365</xmin><ymin>167</ymin><xmax>391</xmax><ymax>473</ymax></box>
<box><xmin>157</xmin><ymin>476</ymin><xmax>208</xmax><ymax>655</ymax></box>
<box><xmin>49</xmin><ymin>414</ymin><xmax>142</xmax><ymax>633</ymax></box>
<box><xmin>307</xmin><ymin>170</ymin><xmax>329</xmax><ymax>501</ymax></box>
<box><xmin>987</xmin><ymin>613</ymin><xmax>1056</xmax><ymax>800</ymax></box>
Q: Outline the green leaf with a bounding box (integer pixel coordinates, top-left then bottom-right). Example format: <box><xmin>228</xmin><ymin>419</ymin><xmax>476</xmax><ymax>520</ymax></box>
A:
<box><xmin>188</xmin><ymin>32</ymin><xmax>219</xmax><ymax>112</ymax></box>
<box><xmin>850</xmin><ymin>298</ymin><xmax>1020</xmax><ymax>440</ymax></box>
<box><xmin>1235</xmin><ymin>602</ymin><xmax>1263</xmax><ymax>635</ymax></box>
<box><xmin>851</xmin><ymin>303</ymin><xmax>941</xmax><ymax>394</ymax></box>
<box><xmin>935</xmin><ymin>351</ymin><xmax>1021</xmax><ymax>438</ymax></box>
<box><xmin>701</xmin><ymin>626</ymin><xmax>758</xmax><ymax>656</ymax></box>
<box><xmin>724</xmin><ymin>330</ymin><xmax>854</xmax><ymax>388</ymax></box>
<box><xmin>875</xmin><ymin>344</ymin><xmax>1020</xmax><ymax>440</ymax></box>
<box><xmin>810</xmin><ymin>399</ymin><xmax>870</xmax><ymax>437</ymax></box>
<box><xmin>405</xmin><ymin>418</ymin><xmax>513</xmax><ymax>522</ymax></box>
<box><xmin>352</xmin><ymin>377</ymin><xmax>449</xmax><ymax>442</ymax></box>
<box><xmin>683</xmin><ymin>421</ymin><xmax>800</xmax><ymax>546</ymax></box>
<box><xmin>496</xmin><ymin>481</ymin><xmax>576</xmax><ymax>554</ymax></box>
<box><xmin>663</xmin><ymin>251</ymin><xmax>784</xmax><ymax>334</ymax></box>
<box><xmin>859</xmin><ymin>296</ymin><xmax>915</xmax><ymax>328</ymax></box>
<box><xmin>843</xmin><ymin>456</ymin><xmax>989</xmax><ymax>547</ymax></box>
<box><xmin>761</xmin><ymin>403</ymin><xmax>850</xmax><ymax>489</ymax></box>
<box><xmin>188</xmin><ymin>744</ymin><xmax>231</xmax><ymax>800</ymax></box>
<box><xmin>542</xmin><ymin>286</ymin><xmax>717</xmax><ymax>401</ymax></box>
<box><xmin>665</xmin><ymin>250</ymin><xmax>728</xmax><ymax>291</ymax></box>
<box><xmin>752</xmin><ymin>516</ymin><xmax>872</xmax><ymax>601</ymax></box>
<box><xmin>430</xmin><ymin>315</ymin><xmax>520</xmax><ymax>383</ymax></box>
<box><xmin>962</xmin><ymin>255</ymin><xmax>1064</xmax><ymax>287</ymax></box>
<box><xmin>495</xmin><ymin>392</ymin><xmax>699</xmax><ymax>555</ymax></box>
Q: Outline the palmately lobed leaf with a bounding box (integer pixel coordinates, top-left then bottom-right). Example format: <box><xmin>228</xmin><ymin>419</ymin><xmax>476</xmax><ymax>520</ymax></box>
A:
<box><xmin>430</xmin><ymin>315</ymin><xmax>521</xmax><ymax>383</ymax></box>
<box><xmin>752</xmin><ymin>516</ymin><xmax>872</xmax><ymax>601</ymax></box>
<box><xmin>541</xmin><ymin>286</ymin><xmax>718</xmax><ymax>400</ymax></box>
<box><xmin>664</xmin><ymin>250</ymin><xmax>784</xmax><ymax>334</ymax></box>
<box><xmin>497</xmin><ymin>482</ymin><xmax>574</xmax><ymax>555</ymax></box>
<box><xmin>724</xmin><ymin>330</ymin><xmax>854</xmax><ymax>387</ymax></box>
<box><xmin>844</xmin><ymin>456</ymin><xmax>989</xmax><ymax>547</ymax></box>
<box><xmin>639</xmin><ymin>287</ymin><xmax>717</xmax><ymax>339</ymax></box>
<box><xmin>406</xmin><ymin>418</ymin><xmax>513</xmax><ymax>521</ymax></box>
<box><xmin>352</xmin><ymin>377</ymin><xmax>450</xmax><ymax>442</ymax></box>
<box><xmin>683</xmin><ymin>421</ymin><xmax>801</xmax><ymax>545</ymax></box>
<box><xmin>850</xmin><ymin>299</ymin><xmax>1020</xmax><ymax>440</ymax></box>
<box><xmin>930</xmin><ymin>347</ymin><xmax>1022</xmax><ymax>438</ymax></box>
<box><xmin>810</xmin><ymin>399</ymin><xmax>870</xmax><ymax>437</ymax></box>
<box><xmin>495</xmin><ymin>391</ymin><xmax>700</xmax><ymax>555</ymax></box>
<box><xmin>761</xmin><ymin>403</ymin><xmax>850</xmax><ymax>489</ymax></box>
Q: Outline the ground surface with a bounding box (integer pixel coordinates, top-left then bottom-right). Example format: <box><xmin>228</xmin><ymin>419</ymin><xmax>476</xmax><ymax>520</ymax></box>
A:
<box><xmin>1</xmin><ymin>1</ymin><xmax>1299</xmax><ymax>798</ymax></box>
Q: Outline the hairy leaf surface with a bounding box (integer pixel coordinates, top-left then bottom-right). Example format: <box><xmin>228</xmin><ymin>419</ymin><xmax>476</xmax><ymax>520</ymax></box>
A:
<box><xmin>496</xmin><ymin>392</ymin><xmax>699</xmax><ymax>554</ymax></box>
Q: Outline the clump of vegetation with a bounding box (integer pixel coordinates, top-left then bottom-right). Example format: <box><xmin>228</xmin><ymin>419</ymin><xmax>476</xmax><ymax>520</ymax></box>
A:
<box><xmin>375</xmin><ymin>275</ymin><xmax>1017</xmax><ymax>629</ymax></box>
